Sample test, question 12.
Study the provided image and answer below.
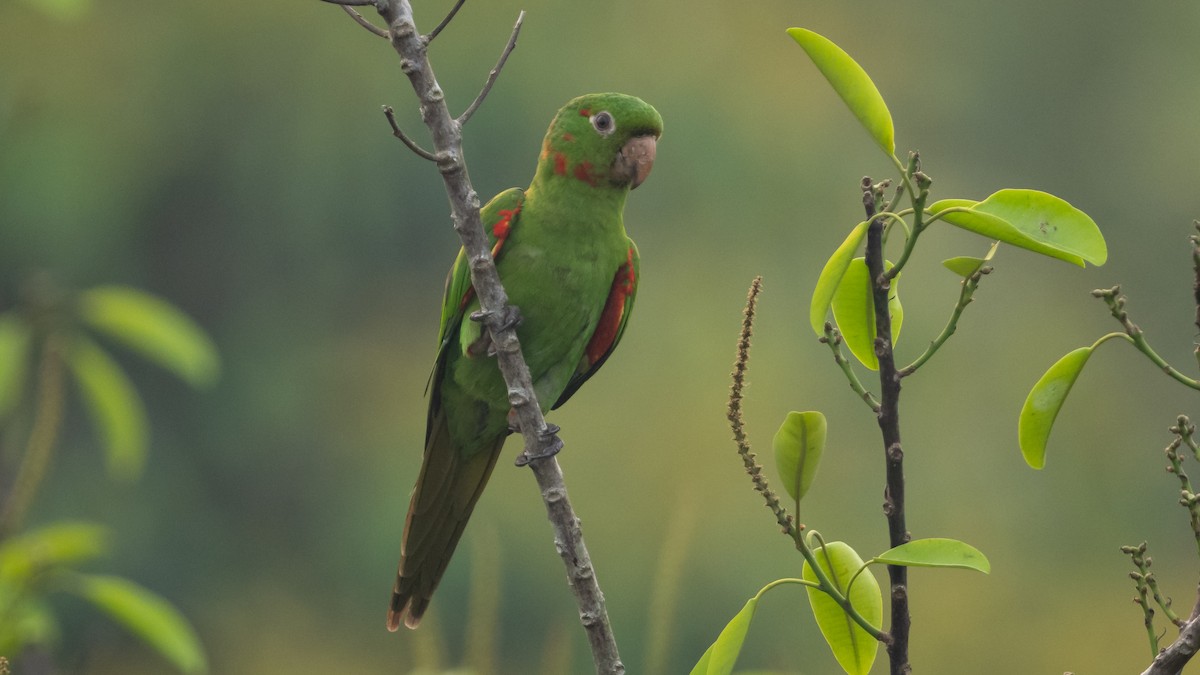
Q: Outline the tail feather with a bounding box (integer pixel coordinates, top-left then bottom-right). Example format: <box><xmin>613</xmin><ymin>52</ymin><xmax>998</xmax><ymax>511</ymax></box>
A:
<box><xmin>388</xmin><ymin>413</ymin><xmax>504</xmax><ymax>631</ymax></box>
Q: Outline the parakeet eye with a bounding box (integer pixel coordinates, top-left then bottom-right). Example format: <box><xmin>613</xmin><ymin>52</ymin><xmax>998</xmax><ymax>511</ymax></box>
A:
<box><xmin>590</xmin><ymin>111</ymin><xmax>615</xmax><ymax>137</ymax></box>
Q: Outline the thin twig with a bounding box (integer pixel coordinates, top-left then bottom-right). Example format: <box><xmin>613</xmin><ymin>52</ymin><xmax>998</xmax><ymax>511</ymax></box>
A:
<box><xmin>340</xmin><ymin>5</ymin><xmax>389</xmax><ymax>38</ymax></box>
<box><xmin>899</xmin><ymin>263</ymin><xmax>991</xmax><ymax>378</ymax></box>
<box><xmin>0</xmin><ymin>337</ymin><xmax>65</xmax><ymax>536</ymax></box>
<box><xmin>426</xmin><ymin>0</ymin><xmax>466</xmax><ymax>42</ymax></box>
<box><xmin>1122</xmin><ymin>543</ymin><xmax>1158</xmax><ymax>655</ymax></box>
<box><xmin>820</xmin><ymin>322</ymin><xmax>880</xmax><ymax>412</ymax></box>
<box><xmin>353</xmin><ymin>2</ymin><xmax>624</xmax><ymax>671</ymax></box>
<box><xmin>1093</xmin><ymin>286</ymin><xmax>1200</xmax><ymax>390</ymax></box>
<box><xmin>457</xmin><ymin>11</ymin><xmax>525</xmax><ymax>127</ymax></box>
<box><xmin>382</xmin><ymin>106</ymin><xmax>438</xmax><ymax>161</ymax></box>
<box><xmin>1165</xmin><ymin>416</ymin><xmax>1200</xmax><ymax>558</ymax></box>
<box><xmin>1190</xmin><ymin>222</ymin><xmax>1200</xmax><ymax>370</ymax></box>
<box><xmin>319</xmin><ymin>0</ymin><xmax>377</xmax><ymax>6</ymax></box>
<box><xmin>1143</xmin><ymin>583</ymin><xmax>1200</xmax><ymax>675</ymax></box>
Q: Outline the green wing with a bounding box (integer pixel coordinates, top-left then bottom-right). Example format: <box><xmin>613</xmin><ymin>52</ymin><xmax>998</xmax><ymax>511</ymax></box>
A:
<box><xmin>551</xmin><ymin>239</ymin><xmax>640</xmax><ymax>410</ymax></box>
<box><xmin>434</xmin><ymin>188</ymin><xmax>526</xmax><ymax>352</ymax></box>
<box><xmin>426</xmin><ymin>188</ymin><xmax>525</xmax><ymax>399</ymax></box>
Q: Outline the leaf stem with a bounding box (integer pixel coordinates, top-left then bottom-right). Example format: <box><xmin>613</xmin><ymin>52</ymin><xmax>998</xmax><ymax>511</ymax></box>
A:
<box><xmin>790</xmin><ymin>532</ymin><xmax>889</xmax><ymax>642</ymax></box>
<box><xmin>821</xmin><ymin>322</ymin><xmax>880</xmax><ymax>411</ymax></box>
<box><xmin>899</xmin><ymin>263</ymin><xmax>991</xmax><ymax>377</ymax></box>
<box><xmin>884</xmin><ymin>160</ymin><xmax>929</xmax><ymax>282</ymax></box>
<box><xmin>1093</xmin><ymin>287</ymin><xmax>1200</xmax><ymax>390</ymax></box>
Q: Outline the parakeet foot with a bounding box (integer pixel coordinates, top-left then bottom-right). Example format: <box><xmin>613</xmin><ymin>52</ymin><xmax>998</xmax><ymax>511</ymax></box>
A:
<box><xmin>470</xmin><ymin>304</ymin><xmax>523</xmax><ymax>333</ymax></box>
<box><xmin>514</xmin><ymin>423</ymin><xmax>563</xmax><ymax>466</ymax></box>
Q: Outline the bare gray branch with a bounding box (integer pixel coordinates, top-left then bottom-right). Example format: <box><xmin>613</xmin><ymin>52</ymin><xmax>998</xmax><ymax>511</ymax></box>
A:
<box><xmin>426</xmin><ymin>0</ymin><xmax>466</xmax><ymax>42</ymax></box>
<box><xmin>457</xmin><ymin>11</ymin><xmax>525</xmax><ymax>127</ymax></box>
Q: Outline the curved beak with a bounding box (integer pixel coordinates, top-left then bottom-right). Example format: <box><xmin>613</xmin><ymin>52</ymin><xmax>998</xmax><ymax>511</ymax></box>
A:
<box><xmin>611</xmin><ymin>134</ymin><xmax>657</xmax><ymax>189</ymax></box>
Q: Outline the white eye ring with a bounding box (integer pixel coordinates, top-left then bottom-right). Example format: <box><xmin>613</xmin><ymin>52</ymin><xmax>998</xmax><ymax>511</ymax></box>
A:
<box><xmin>590</xmin><ymin>111</ymin><xmax>616</xmax><ymax>137</ymax></box>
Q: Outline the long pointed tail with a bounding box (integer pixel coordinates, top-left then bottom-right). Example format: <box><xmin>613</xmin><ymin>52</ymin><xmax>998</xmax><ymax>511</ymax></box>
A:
<box><xmin>388</xmin><ymin>414</ymin><xmax>504</xmax><ymax>631</ymax></box>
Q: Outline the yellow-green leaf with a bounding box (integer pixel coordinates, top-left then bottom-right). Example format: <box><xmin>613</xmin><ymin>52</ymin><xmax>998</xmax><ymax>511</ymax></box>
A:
<box><xmin>830</xmin><ymin>258</ymin><xmax>903</xmax><ymax>370</ymax></box>
<box><xmin>972</xmin><ymin>189</ymin><xmax>1105</xmax><ymax>266</ymax></box>
<box><xmin>930</xmin><ymin>190</ymin><xmax>1105</xmax><ymax>268</ymax></box>
<box><xmin>688</xmin><ymin>644</ymin><xmax>714</xmax><ymax>675</ymax></box>
<box><xmin>78</xmin><ymin>285</ymin><xmax>220</xmax><ymax>389</ymax></box>
<box><xmin>929</xmin><ymin>199</ymin><xmax>1084</xmax><ymax>267</ymax></box>
<box><xmin>803</xmin><ymin>542</ymin><xmax>881</xmax><ymax>675</ymax></box>
<box><xmin>810</xmin><ymin>221</ymin><xmax>869</xmax><ymax>335</ymax></box>
<box><xmin>875</xmin><ymin>538</ymin><xmax>990</xmax><ymax>574</ymax></box>
<box><xmin>68</xmin><ymin>337</ymin><xmax>148</xmax><ymax>480</ymax></box>
<box><xmin>0</xmin><ymin>522</ymin><xmax>110</xmax><ymax>583</ymax></box>
<box><xmin>787</xmin><ymin>28</ymin><xmax>895</xmax><ymax>157</ymax></box>
<box><xmin>0</xmin><ymin>313</ymin><xmax>32</xmax><ymax>417</ymax></box>
<box><xmin>1018</xmin><ymin>346</ymin><xmax>1093</xmax><ymax>469</ymax></box>
<box><xmin>70</xmin><ymin>574</ymin><xmax>207</xmax><ymax>674</ymax></box>
<box><xmin>942</xmin><ymin>241</ymin><xmax>999</xmax><ymax>278</ymax></box>
<box><xmin>773</xmin><ymin>411</ymin><xmax>827</xmax><ymax>504</ymax></box>
<box><xmin>695</xmin><ymin>596</ymin><xmax>758</xmax><ymax>675</ymax></box>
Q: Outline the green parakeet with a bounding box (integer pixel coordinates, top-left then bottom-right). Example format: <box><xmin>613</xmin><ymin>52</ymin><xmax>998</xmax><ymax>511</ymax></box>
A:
<box><xmin>387</xmin><ymin>93</ymin><xmax>663</xmax><ymax>631</ymax></box>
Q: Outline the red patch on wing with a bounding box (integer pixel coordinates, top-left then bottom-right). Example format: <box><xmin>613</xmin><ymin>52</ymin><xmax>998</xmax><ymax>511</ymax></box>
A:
<box><xmin>562</xmin><ymin>132</ymin><xmax>574</xmax><ymax>142</ymax></box>
<box><xmin>491</xmin><ymin>206</ymin><xmax>519</xmax><ymax>257</ymax></box>
<box><xmin>584</xmin><ymin>249</ymin><xmax>636</xmax><ymax>365</ymax></box>
<box><xmin>622</xmin><ymin>247</ymin><xmax>635</xmax><ymax>292</ymax></box>
<box><xmin>553</xmin><ymin>152</ymin><xmax>567</xmax><ymax>176</ymax></box>
<box><xmin>458</xmin><ymin>203</ymin><xmax>522</xmax><ymax>312</ymax></box>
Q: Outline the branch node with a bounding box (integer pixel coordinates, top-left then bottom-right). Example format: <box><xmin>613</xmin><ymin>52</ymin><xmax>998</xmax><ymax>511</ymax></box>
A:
<box><xmin>336</xmin><ymin>5</ymin><xmax>390</xmax><ymax>37</ymax></box>
<box><xmin>382</xmin><ymin>105</ymin><xmax>438</xmax><ymax>161</ymax></box>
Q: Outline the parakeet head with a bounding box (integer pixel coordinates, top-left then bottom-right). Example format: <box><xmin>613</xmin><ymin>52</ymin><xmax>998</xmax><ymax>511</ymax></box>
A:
<box><xmin>537</xmin><ymin>93</ymin><xmax>663</xmax><ymax>191</ymax></box>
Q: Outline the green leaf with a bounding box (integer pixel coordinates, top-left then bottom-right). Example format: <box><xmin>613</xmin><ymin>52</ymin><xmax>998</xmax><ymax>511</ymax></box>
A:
<box><xmin>830</xmin><ymin>258</ymin><xmax>903</xmax><ymax>370</ymax></box>
<box><xmin>942</xmin><ymin>256</ymin><xmax>987</xmax><ymax>278</ymax></box>
<box><xmin>787</xmin><ymin>28</ymin><xmax>895</xmax><ymax>157</ymax></box>
<box><xmin>942</xmin><ymin>241</ymin><xmax>1000</xmax><ymax>278</ymax></box>
<box><xmin>688</xmin><ymin>645</ymin><xmax>714</xmax><ymax>675</ymax></box>
<box><xmin>0</xmin><ymin>596</ymin><xmax>59</xmax><ymax>655</ymax></box>
<box><xmin>68</xmin><ymin>336</ymin><xmax>149</xmax><ymax>480</ymax></box>
<box><xmin>803</xmin><ymin>542</ymin><xmax>881</xmax><ymax>675</ymax></box>
<box><xmin>773</xmin><ymin>411</ymin><xmax>827</xmax><ymax>504</ymax></box>
<box><xmin>1019</xmin><ymin>346</ymin><xmax>1094</xmax><ymax>469</ymax></box>
<box><xmin>929</xmin><ymin>199</ymin><xmax>1084</xmax><ymax>267</ymax></box>
<box><xmin>972</xmin><ymin>190</ymin><xmax>1105</xmax><ymax>265</ymax></box>
<box><xmin>69</xmin><ymin>573</ymin><xmax>207</xmax><ymax>674</ymax></box>
<box><xmin>811</xmin><ymin>221</ymin><xmax>869</xmax><ymax>335</ymax></box>
<box><xmin>929</xmin><ymin>190</ymin><xmax>1105</xmax><ymax>267</ymax></box>
<box><xmin>691</xmin><ymin>596</ymin><xmax>759</xmax><ymax>675</ymax></box>
<box><xmin>0</xmin><ymin>313</ymin><xmax>32</xmax><ymax>417</ymax></box>
<box><xmin>875</xmin><ymin>538</ymin><xmax>991</xmax><ymax>574</ymax></box>
<box><xmin>0</xmin><ymin>522</ymin><xmax>110</xmax><ymax>583</ymax></box>
<box><xmin>78</xmin><ymin>285</ymin><xmax>220</xmax><ymax>388</ymax></box>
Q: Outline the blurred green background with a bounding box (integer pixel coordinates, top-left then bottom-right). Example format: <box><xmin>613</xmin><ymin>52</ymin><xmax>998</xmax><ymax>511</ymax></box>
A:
<box><xmin>3</xmin><ymin>0</ymin><xmax>1200</xmax><ymax>672</ymax></box>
